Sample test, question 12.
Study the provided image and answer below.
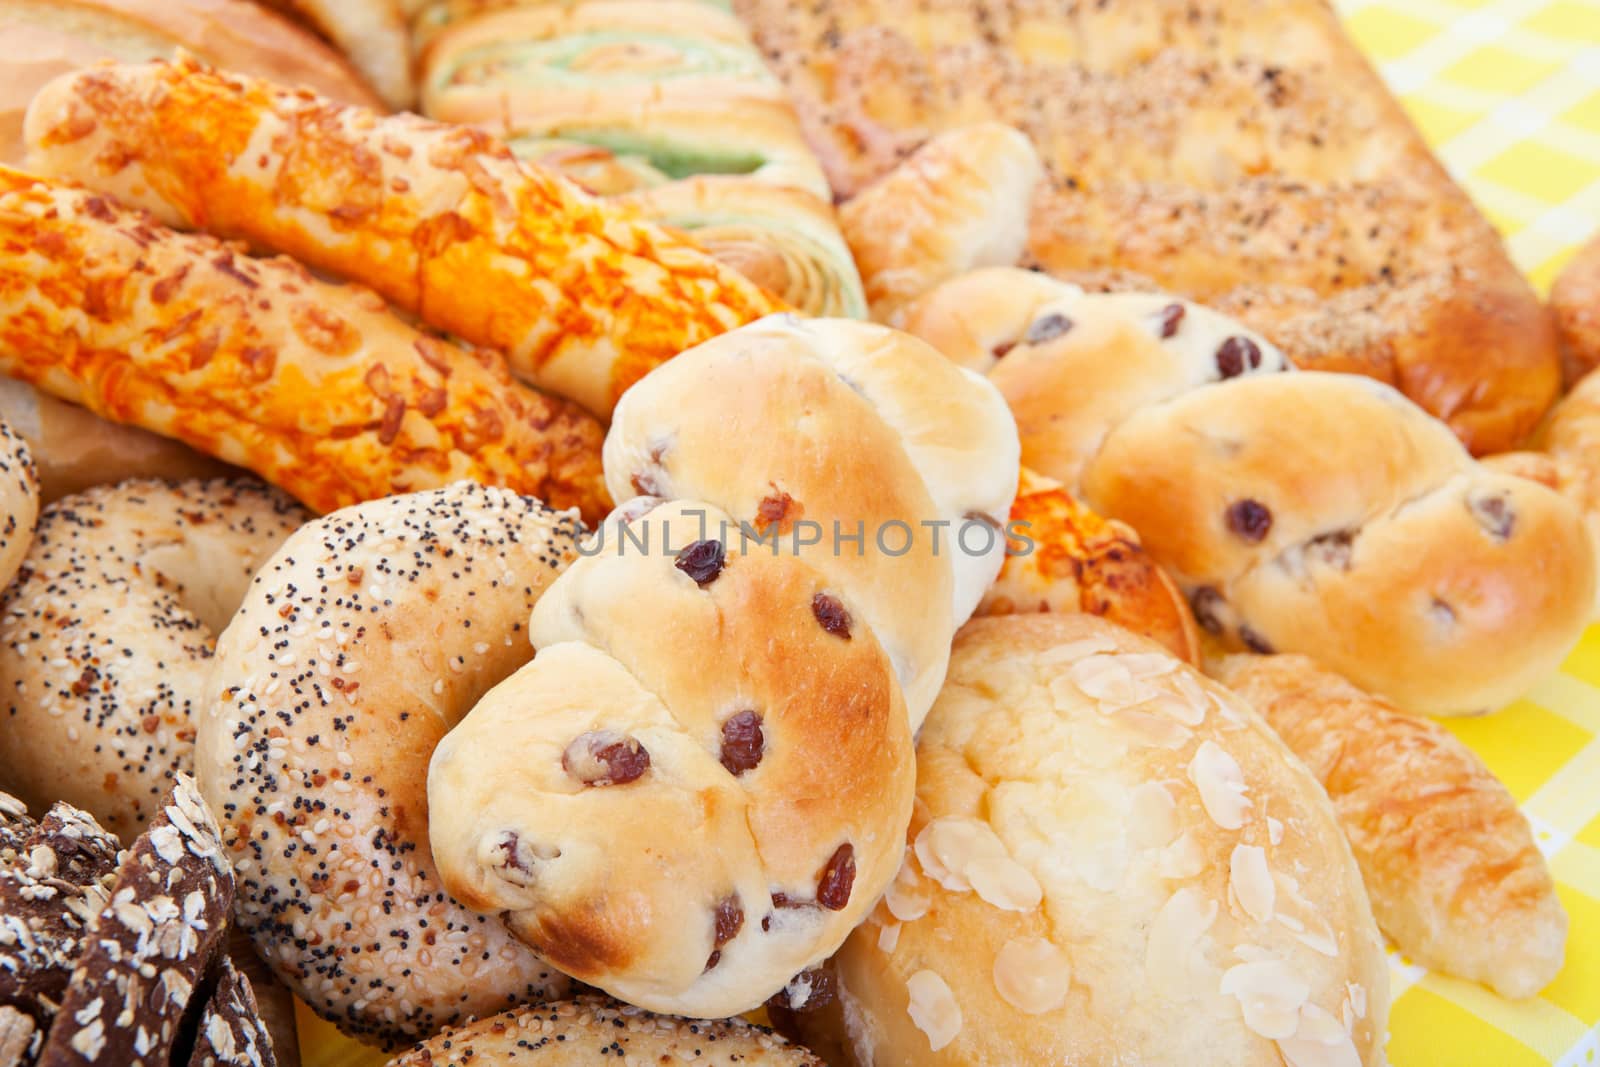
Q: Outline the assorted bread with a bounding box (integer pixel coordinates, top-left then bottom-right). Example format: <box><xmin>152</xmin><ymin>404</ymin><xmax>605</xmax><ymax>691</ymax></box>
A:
<box><xmin>0</xmin><ymin>0</ymin><xmax>379</xmax><ymax>164</ymax></box>
<box><xmin>903</xmin><ymin>268</ymin><xmax>1596</xmax><ymax>716</ymax></box>
<box><xmin>0</xmin><ymin>4</ymin><xmax>1588</xmax><ymax>1065</ymax></box>
<box><xmin>0</xmin><ymin>167</ymin><xmax>610</xmax><ymax>522</ymax></box>
<box><xmin>415</xmin><ymin>0</ymin><xmax>867</xmax><ymax>320</ymax></box>
<box><xmin>428</xmin><ymin>317</ymin><xmax>1017</xmax><ymax>1017</ymax></box>
<box><xmin>733</xmin><ymin>0</ymin><xmax>1561</xmax><ymax>456</ymax></box>
<box><xmin>796</xmin><ymin>614</ymin><xmax>1388</xmax><ymax>1066</ymax></box>
<box><xmin>21</xmin><ymin>56</ymin><xmax>786</xmax><ymax>419</ymax></box>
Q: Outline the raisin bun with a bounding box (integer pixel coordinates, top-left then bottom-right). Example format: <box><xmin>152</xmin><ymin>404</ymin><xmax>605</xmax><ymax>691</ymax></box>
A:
<box><xmin>387</xmin><ymin>998</ymin><xmax>826</xmax><ymax>1066</ymax></box>
<box><xmin>796</xmin><ymin>614</ymin><xmax>1388</xmax><ymax>1067</ymax></box>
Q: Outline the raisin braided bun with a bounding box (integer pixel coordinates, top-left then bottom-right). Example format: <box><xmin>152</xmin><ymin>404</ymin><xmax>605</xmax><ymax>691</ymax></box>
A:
<box><xmin>428</xmin><ymin>315</ymin><xmax>1018</xmax><ymax>1018</ymax></box>
<box><xmin>902</xmin><ymin>269</ymin><xmax>1595</xmax><ymax>715</ymax></box>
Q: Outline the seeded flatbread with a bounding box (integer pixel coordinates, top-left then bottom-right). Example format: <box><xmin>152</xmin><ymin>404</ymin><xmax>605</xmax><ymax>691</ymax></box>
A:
<box><xmin>37</xmin><ymin>774</ymin><xmax>233</xmax><ymax>1067</ymax></box>
<box><xmin>187</xmin><ymin>956</ymin><xmax>277</xmax><ymax>1067</ymax></box>
<box><xmin>0</xmin><ymin>803</ymin><xmax>122</xmax><ymax>1030</ymax></box>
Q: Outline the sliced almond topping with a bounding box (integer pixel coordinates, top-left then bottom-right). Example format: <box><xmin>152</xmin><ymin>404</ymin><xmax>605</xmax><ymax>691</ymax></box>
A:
<box><xmin>1274</xmin><ymin>871</ymin><xmax>1340</xmax><ymax>957</ymax></box>
<box><xmin>885</xmin><ymin>866</ymin><xmax>932</xmax><ymax>922</ymax></box>
<box><xmin>1229</xmin><ymin>845</ymin><xmax>1275</xmax><ymax>923</ymax></box>
<box><xmin>1129</xmin><ymin>781</ymin><xmax>1178</xmax><ymax>849</ymax></box>
<box><xmin>993</xmin><ymin>937</ymin><xmax>1070</xmax><ymax>1015</ymax></box>
<box><xmin>1146</xmin><ymin>888</ymin><xmax>1218</xmax><ymax>994</ymax></box>
<box><xmin>878</xmin><ymin>922</ymin><xmax>901</xmax><ymax>954</ymax></box>
<box><xmin>969</xmin><ymin>856</ymin><xmax>1043</xmax><ymax>912</ymax></box>
<box><xmin>915</xmin><ymin>818</ymin><xmax>1008</xmax><ymax>894</ymax></box>
<box><xmin>1117</xmin><ymin>652</ymin><xmax>1178</xmax><ymax>680</ymax></box>
<box><xmin>906</xmin><ymin>970</ymin><xmax>962</xmax><ymax>1052</ymax></box>
<box><xmin>1173</xmin><ymin>671</ymin><xmax>1215</xmax><ymax>723</ymax></box>
<box><xmin>1038</xmin><ymin>635</ymin><xmax>1118</xmax><ymax>665</ymax></box>
<box><xmin>1346</xmin><ymin>982</ymin><xmax>1366</xmax><ymax>1020</ymax></box>
<box><xmin>1157</xmin><ymin>830</ymin><xmax>1205</xmax><ymax>880</ymax></box>
<box><xmin>1219</xmin><ymin>958</ymin><xmax>1310</xmax><ymax>1040</ymax></box>
<box><xmin>1068</xmin><ymin>654</ymin><xmax>1146</xmax><ymax>709</ymax></box>
<box><xmin>1267</xmin><ymin>817</ymin><xmax>1284</xmax><ymax>845</ymax></box>
<box><xmin>1118</xmin><ymin>709</ymin><xmax>1192</xmax><ymax>749</ymax></box>
<box><xmin>1188</xmin><ymin>740</ymin><xmax>1252</xmax><ymax>830</ymax></box>
<box><xmin>1276</xmin><ymin>1003</ymin><xmax>1363</xmax><ymax>1067</ymax></box>
<box><xmin>1144</xmin><ymin>689</ymin><xmax>1207</xmax><ymax>727</ymax></box>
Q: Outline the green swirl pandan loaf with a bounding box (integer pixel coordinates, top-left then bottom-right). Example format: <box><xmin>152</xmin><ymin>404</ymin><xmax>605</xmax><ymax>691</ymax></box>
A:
<box><xmin>413</xmin><ymin>0</ymin><xmax>867</xmax><ymax>318</ymax></box>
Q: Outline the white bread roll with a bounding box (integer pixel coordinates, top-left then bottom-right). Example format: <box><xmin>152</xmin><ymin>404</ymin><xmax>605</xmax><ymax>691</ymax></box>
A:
<box><xmin>798</xmin><ymin>614</ymin><xmax>1388</xmax><ymax>1066</ymax></box>
<box><xmin>0</xmin><ymin>0</ymin><xmax>379</xmax><ymax>163</ymax></box>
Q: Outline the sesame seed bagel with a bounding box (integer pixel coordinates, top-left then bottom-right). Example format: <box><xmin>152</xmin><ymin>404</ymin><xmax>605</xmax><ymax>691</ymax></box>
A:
<box><xmin>0</xmin><ymin>414</ymin><xmax>38</xmax><ymax>593</ymax></box>
<box><xmin>196</xmin><ymin>482</ymin><xmax>585</xmax><ymax>1048</ymax></box>
<box><xmin>0</xmin><ymin>478</ymin><xmax>305</xmax><ymax>841</ymax></box>
<box><xmin>386</xmin><ymin>997</ymin><xmax>826</xmax><ymax>1066</ymax></box>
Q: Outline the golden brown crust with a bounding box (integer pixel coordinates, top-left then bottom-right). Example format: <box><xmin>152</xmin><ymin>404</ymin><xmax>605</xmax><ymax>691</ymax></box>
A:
<box><xmin>0</xmin><ymin>168</ymin><xmax>610</xmax><ymax>522</ymax></box>
<box><xmin>0</xmin><ymin>0</ymin><xmax>380</xmax><ymax>164</ymax></box>
<box><xmin>0</xmin><ymin>379</ymin><xmax>233</xmax><ymax>502</ymax></box>
<box><xmin>979</xmin><ymin>467</ymin><xmax>1200</xmax><ymax>664</ymax></box>
<box><xmin>838</xmin><ymin>123</ymin><xmax>1043</xmax><ymax>324</ymax></box>
<box><xmin>1552</xmin><ymin>233</ymin><xmax>1600</xmax><ymax>386</ymax></box>
<box><xmin>903</xmin><ymin>269</ymin><xmax>1594</xmax><ymax>714</ymax></box>
<box><xmin>801</xmin><ymin>614</ymin><xmax>1387</xmax><ymax>1066</ymax></box>
<box><xmin>259</xmin><ymin>0</ymin><xmax>412</xmax><ymax>109</ymax></box>
<box><xmin>1086</xmin><ymin>372</ymin><xmax>1595</xmax><ymax>714</ymax></box>
<box><xmin>429</xmin><ymin>318</ymin><xmax>1016</xmax><ymax>1017</ymax></box>
<box><xmin>736</xmin><ymin>0</ymin><xmax>1561</xmax><ymax>454</ymax></box>
<box><xmin>386</xmin><ymin>998</ymin><xmax>827</xmax><ymax>1066</ymax></box>
<box><xmin>1214</xmin><ymin>653</ymin><xmax>1567</xmax><ymax>999</ymax></box>
<box><xmin>22</xmin><ymin>56</ymin><xmax>787</xmax><ymax>418</ymax></box>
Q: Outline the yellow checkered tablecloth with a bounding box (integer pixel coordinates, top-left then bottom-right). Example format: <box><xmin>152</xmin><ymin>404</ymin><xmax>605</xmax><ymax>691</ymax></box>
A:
<box><xmin>299</xmin><ymin>4</ymin><xmax>1600</xmax><ymax>1066</ymax></box>
<box><xmin>1336</xmin><ymin>3</ymin><xmax>1600</xmax><ymax>1064</ymax></box>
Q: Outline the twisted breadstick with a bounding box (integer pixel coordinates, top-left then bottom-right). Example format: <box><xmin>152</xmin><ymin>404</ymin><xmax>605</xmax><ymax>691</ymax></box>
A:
<box><xmin>0</xmin><ymin>168</ymin><xmax>608</xmax><ymax>521</ymax></box>
<box><xmin>428</xmin><ymin>316</ymin><xmax>1019</xmax><ymax>1017</ymax></box>
<box><xmin>904</xmin><ymin>269</ymin><xmax>1595</xmax><ymax>715</ymax></box>
<box><xmin>23</xmin><ymin>56</ymin><xmax>786</xmax><ymax>417</ymax></box>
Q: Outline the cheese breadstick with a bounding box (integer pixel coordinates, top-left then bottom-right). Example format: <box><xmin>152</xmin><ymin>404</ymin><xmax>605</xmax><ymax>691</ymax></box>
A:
<box><xmin>0</xmin><ymin>168</ymin><xmax>609</xmax><ymax>520</ymax></box>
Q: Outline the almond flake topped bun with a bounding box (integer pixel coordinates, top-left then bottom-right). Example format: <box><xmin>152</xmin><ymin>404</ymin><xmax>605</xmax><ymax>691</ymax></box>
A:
<box><xmin>795</xmin><ymin>614</ymin><xmax>1388</xmax><ymax>1067</ymax></box>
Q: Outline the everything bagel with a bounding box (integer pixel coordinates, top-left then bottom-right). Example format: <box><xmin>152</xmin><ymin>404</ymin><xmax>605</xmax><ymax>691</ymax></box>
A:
<box><xmin>0</xmin><ymin>477</ymin><xmax>305</xmax><ymax>840</ymax></box>
<box><xmin>197</xmin><ymin>481</ymin><xmax>585</xmax><ymax>1047</ymax></box>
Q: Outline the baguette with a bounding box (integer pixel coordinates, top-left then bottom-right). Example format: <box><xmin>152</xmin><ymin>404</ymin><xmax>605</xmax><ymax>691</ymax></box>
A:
<box><xmin>259</xmin><ymin>0</ymin><xmax>413</xmax><ymax>109</ymax></box>
<box><xmin>735</xmin><ymin>0</ymin><xmax>1561</xmax><ymax>455</ymax></box>
<box><xmin>1214</xmin><ymin>653</ymin><xmax>1567</xmax><ymax>1000</ymax></box>
<box><xmin>0</xmin><ymin>167</ymin><xmax>609</xmax><ymax>521</ymax></box>
<box><xmin>23</xmin><ymin>56</ymin><xmax>786</xmax><ymax>418</ymax></box>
